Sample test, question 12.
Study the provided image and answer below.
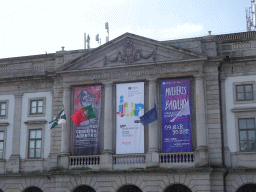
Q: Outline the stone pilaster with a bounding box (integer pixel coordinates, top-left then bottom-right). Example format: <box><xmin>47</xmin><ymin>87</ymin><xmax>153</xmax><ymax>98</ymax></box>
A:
<box><xmin>195</xmin><ymin>76</ymin><xmax>208</xmax><ymax>166</ymax></box>
<box><xmin>101</xmin><ymin>82</ymin><xmax>113</xmax><ymax>170</ymax></box>
<box><xmin>146</xmin><ymin>78</ymin><xmax>159</xmax><ymax>167</ymax></box>
<box><xmin>59</xmin><ymin>85</ymin><xmax>71</xmax><ymax>169</ymax></box>
<box><xmin>8</xmin><ymin>93</ymin><xmax>23</xmax><ymax>173</ymax></box>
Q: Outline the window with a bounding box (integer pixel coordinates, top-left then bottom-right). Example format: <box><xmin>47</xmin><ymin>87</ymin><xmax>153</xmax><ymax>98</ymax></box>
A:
<box><xmin>30</xmin><ymin>100</ymin><xmax>43</xmax><ymax>114</ymax></box>
<box><xmin>28</xmin><ymin>130</ymin><xmax>42</xmax><ymax>158</ymax></box>
<box><xmin>0</xmin><ymin>102</ymin><xmax>6</xmax><ymax>117</ymax></box>
<box><xmin>236</xmin><ymin>84</ymin><xmax>253</xmax><ymax>101</ymax></box>
<box><xmin>239</xmin><ymin>118</ymin><xmax>255</xmax><ymax>151</ymax></box>
<box><xmin>0</xmin><ymin>132</ymin><xmax>4</xmax><ymax>159</ymax></box>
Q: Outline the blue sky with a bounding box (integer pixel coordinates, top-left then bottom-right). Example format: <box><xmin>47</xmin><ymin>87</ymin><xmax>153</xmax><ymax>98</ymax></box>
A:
<box><xmin>0</xmin><ymin>0</ymin><xmax>253</xmax><ymax>58</ymax></box>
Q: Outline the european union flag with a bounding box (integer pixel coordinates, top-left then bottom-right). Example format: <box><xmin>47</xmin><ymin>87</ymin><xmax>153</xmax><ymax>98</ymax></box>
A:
<box><xmin>139</xmin><ymin>104</ymin><xmax>158</xmax><ymax>126</ymax></box>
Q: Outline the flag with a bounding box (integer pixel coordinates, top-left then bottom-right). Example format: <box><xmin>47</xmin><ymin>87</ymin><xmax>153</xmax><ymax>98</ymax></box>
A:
<box><xmin>170</xmin><ymin>100</ymin><xmax>190</xmax><ymax>122</ymax></box>
<box><xmin>139</xmin><ymin>104</ymin><xmax>158</xmax><ymax>126</ymax></box>
<box><xmin>71</xmin><ymin>105</ymin><xmax>96</xmax><ymax>125</ymax></box>
<box><xmin>48</xmin><ymin>109</ymin><xmax>66</xmax><ymax>129</ymax></box>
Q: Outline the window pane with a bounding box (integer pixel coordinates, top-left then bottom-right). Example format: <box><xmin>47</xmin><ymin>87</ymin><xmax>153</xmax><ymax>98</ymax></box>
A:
<box><xmin>36</xmin><ymin>140</ymin><xmax>41</xmax><ymax>149</ymax></box>
<box><xmin>31</xmin><ymin>107</ymin><xmax>36</xmax><ymax>114</ymax></box>
<box><xmin>239</xmin><ymin>119</ymin><xmax>247</xmax><ymax>129</ymax></box>
<box><xmin>245</xmin><ymin>85</ymin><xmax>252</xmax><ymax>92</ymax></box>
<box><xmin>1</xmin><ymin>103</ymin><xmax>6</xmax><ymax>109</ymax></box>
<box><xmin>29</xmin><ymin>140</ymin><xmax>35</xmax><ymax>148</ymax></box>
<box><xmin>249</xmin><ymin>140</ymin><xmax>255</xmax><ymax>150</ymax></box>
<box><xmin>240</xmin><ymin>141</ymin><xmax>247</xmax><ymax>151</ymax></box>
<box><xmin>247</xmin><ymin>119</ymin><xmax>255</xmax><ymax>128</ymax></box>
<box><xmin>240</xmin><ymin>131</ymin><xmax>247</xmax><ymax>140</ymax></box>
<box><xmin>0</xmin><ymin>142</ymin><xmax>3</xmax><ymax>150</ymax></box>
<box><xmin>38</xmin><ymin>100</ymin><xmax>43</xmax><ymax>107</ymax></box>
<box><xmin>30</xmin><ymin>131</ymin><xmax>36</xmax><ymax>139</ymax></box>
<box><xmin>31</xmin><ymin>101</ymin><xmax>37</xmax><ymax>107</ymax></box>
<box><xmin>0</xmin><ymin>109</ymin><xmax>5</xmax><ymax>116</ymax></box>
<box><xmin>237</xmin><ymin>86</ymin><xmax>244</xmax><ymax>93</ymax></box>
<box><xmin>0</xmin><ymin>152</ymin><xmax>3</xmax><ymax>159</ymax></box>
<box><xmin>29</xmin><ymin>149</ymin><xmax>34</xmax><ymax>158</ymax></box>
<box><xmin>237</xmin><ymin>93</ymin><xmax>244</xmax><ymax>100</ymax></box>
<box><xmin>36</xmin><ymin>130</ymin><xmax>41</xmax><ymax>139</ymax></box>
<box><xmin>0</xmin><ymin>132</ymin><xmax>4</xmax><ymax>140</ymax></box>
<box><xmin>37</xmin><ymin>106</ymin><xmax>43</xmax><ymax>113</ymax></box>
<box><xmin>36</xmin><ymin>149</ymin><xmax>41</xmax><ymax>158</ymax></box>
<box><xmin>248</xmin><ymin>131</ymin><xmax>255</xmax><ymax>140</ymax></box>
<box><xmin>246</xmin><ymin>93</ymin><xmax>253</xmax><ymax>100</ymax></box>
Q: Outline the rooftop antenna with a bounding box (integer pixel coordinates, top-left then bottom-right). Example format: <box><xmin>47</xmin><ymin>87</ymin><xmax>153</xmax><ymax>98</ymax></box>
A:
<box><xmin>96</xmin><ymin>34</ymin><xmax>101</xmax><ymax>46</ymax></box>
<box><xmin>87</xmin><ymin>34</ymin><xmax>90</xmax><ymax>49</ymax></box>
<box><xmin>105</xmin><ymin>22</ymin><xmax>109</xmax><ymax>42</ymax></box>
<box><xmin>246</xmin><ymin>0</ymin><xmax>256</xmax><ymax>31</ymax></box>
<box><xmin>84</xmin><ymin>33</ymin><xmax>87</xmax><ymax>49</ymax></box>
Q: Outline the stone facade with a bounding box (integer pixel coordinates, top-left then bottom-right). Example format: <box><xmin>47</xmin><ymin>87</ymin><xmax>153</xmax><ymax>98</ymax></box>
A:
<box><xmin>0</xmin><ymin>32</ymin><xmax>256</xmax><ymax>191</ymax></box>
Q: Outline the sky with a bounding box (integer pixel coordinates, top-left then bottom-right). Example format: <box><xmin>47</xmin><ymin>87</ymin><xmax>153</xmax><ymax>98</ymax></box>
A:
<box><xmin>0</xmin><ymin>0</ymin><xmax>253</xmax><ymax>58</ymax></box>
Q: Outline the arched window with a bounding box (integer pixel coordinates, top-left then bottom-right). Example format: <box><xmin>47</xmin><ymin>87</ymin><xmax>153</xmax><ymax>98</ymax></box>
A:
<box><xmin>23</xmin><ymin>187</ymin><xmax>43</xmax><ymax>192</ymax></box>
<box><xmin>73</xmin><ymin>185</ymin><xmax>96</xmax><ymax>192</ymax></box>
<box><xmin>164</xmin><ymin>184</ymin><xmax>192</xmax><ymax>192</ymax></box>
<box><xmin>237</xmin><ymin>184</ymin><xmax>256</xmax><ymax>192</ymax></box>
<box><xmin>117</xmin><ymin>185</ymin><xmax>142</xmax><ymax>192</ymax></box>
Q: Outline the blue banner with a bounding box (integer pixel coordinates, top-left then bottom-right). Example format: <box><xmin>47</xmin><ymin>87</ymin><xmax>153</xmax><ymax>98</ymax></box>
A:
<box><xmin>161</xmin><ymin>79</ymin><xmax>193</xmax><ymax>152</ymax></box>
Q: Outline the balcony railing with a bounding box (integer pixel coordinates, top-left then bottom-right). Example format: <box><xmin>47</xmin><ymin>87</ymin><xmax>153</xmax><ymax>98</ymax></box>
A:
<box><xmin>159</xmin><ymin>152</ymin><xmax>195</xmax><ymax>167</ymax></box>
<box><xmin>113</xmin><ymin>154</ymin><xmax>146</xmax><ymax>170</ymax></box>
<box><xmin>69</xmin><ymin>155</ymin><xmax>100</xmax><ymax>169</ymax></box>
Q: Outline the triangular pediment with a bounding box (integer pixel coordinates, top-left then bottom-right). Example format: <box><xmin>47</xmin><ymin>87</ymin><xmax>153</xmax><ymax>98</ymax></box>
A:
<box><xmin>57</xmin><ymin>33</ymin><xmax>207</xmax><ymax>73</ymax></box>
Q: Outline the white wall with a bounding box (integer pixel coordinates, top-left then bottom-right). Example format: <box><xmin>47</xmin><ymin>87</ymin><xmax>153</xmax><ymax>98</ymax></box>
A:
<box><xmin>0</xmin><ymin>95</ymin><xmax>14</xmax><ymax>160</ymax></box>
<box><xmin>20</xmin><ymin>92</ymin><xmax>52</xmax><ymax>159</ymax></box>
<box><xmin>225</xmin><ymin>75</ymin><xmax>256</xmax><ymax>152</ymax></box>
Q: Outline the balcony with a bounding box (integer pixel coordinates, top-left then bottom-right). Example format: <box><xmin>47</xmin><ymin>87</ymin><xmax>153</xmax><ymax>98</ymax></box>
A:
<box><xmin>159</xmin><ymin>152</ymin><xmax>195</xmax><ymax>168</ymax></box>
<box><xmin>113</xmin><ymin>154</ymin><xmax>146</xmax><ymax>170</ymax></box>
<box><xmin>69</xmin><ymin>155</ymin><xmax>100</xmax><ymax>170</ymax></box>
<box><xmin>68</xmin><ymin>152</ymin><xmax>195</xmax><ymax>170</ymax></box>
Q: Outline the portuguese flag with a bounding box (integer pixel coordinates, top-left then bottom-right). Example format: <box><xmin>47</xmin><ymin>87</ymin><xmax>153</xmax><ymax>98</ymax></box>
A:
<box><xmin>71</xmin><ymin>105</ymin><xmax>96</xmax><ymax>125</ymax></box>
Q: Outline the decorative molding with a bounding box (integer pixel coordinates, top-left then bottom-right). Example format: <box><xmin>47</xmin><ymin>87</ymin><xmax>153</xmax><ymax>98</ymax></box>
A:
<box><xmin>104</xmin><ymin>39</ymin><xmax>157</xmax><ymax>65</ymax></box>
<box><xmin>231</xmin><ymin>107</ymin><xmax>256</xmax><ymax>113</ymax></box>
<box><xmin>0</xmin><ymin>122</ymin><xmax>9</xmax><ymax>126</ymax></box>
<box><xmin>24</xmin><ymin>119</ymin><xmax>47</xmax><ymax>125</ymax></box>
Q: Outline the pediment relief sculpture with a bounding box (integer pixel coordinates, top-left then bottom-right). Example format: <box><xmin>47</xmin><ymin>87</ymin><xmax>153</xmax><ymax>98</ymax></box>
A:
<box><xmin>104</xmin><ymin>38</ymin><xmax>157</xmax><ymax>65</ymax></box>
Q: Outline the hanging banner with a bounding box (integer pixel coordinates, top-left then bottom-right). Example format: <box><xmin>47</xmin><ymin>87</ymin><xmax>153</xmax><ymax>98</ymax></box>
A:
<box><xmin>116</xmin><ymin>82</ymin><xmax>144</xmax><ymax>154</ymax></box>
<box><xmin>73</xmin><ymin>85</ymin><xmax>101</xmax><ymax>155</ymax></box>
<box><xmin>161</xmin><ymin>79</ymin><xmax>193</xmax><ymax>152</ymax></box>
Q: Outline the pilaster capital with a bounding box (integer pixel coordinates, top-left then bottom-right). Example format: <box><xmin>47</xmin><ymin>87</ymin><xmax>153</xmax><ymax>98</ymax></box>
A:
<box><xmin>103</xmin><ymin>81</ymin><xmax>113</xmax><ymax>88</ymax></box>
<box><xmin>13</xmin><ymin>92</ymin><xmax>24</xmax><ymax>98</ymax></box>
<box><xmin>63</xmin><ymin>84</ymin><xmax>71</xmax><ymax>91</ymax></box>
<box><xmin>147</xmin><ymin>78</ymin><xmax>157</xmax><ymax>84</ymax></box>
<box><xmin>194</xmin><ymin>75</ymin><xmax>205</xmax><ymax>80</ymax></box>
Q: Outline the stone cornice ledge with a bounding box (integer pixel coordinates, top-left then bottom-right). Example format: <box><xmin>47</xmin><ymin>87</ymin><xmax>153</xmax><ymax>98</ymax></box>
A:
<box><xmin>231</xmin><ymin>107</ymin><xmax>256</xmax><ymax>113</ymax></box>
<box><xmin>24</xmin><ymin>120</ymin><xmax>47</xmax><ymax>125</ymax></box>
<box><xmin>0</xmin><ymin>122</ymin><xmax>9</xmax><ymax>126</ymax></box>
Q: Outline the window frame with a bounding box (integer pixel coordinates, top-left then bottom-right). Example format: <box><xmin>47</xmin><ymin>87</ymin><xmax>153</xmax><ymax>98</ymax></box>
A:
<box><xmin>236</xmin><ymin>84</ymin><xmax>253</xmax><ymax>101</ymax></box>
<box><xmin>234</xmin><ymin>110</ymin><xmax>256</xmax><ymax>152</ymax></box>
<box><xmin>27</xmin><ymin>97</ymin><xmax>46</xmax><ymax>117</ymax></box>
<box><xmin>25</xmin><ymin>123</ymin><xmax>45</xmax><ymax>159</ymax></box>
<box><xmin>238</xmin><ymin>118</ymin><xmax>256</xmax><ymax>152</ymax></box>
<box><xmin>0</xmin><ymin>100</ymin><xmax>8</xmax><ymax>119</ymax></box>
<box><xmin>28</xmin><ymin>129</ymin><xmax>42</xmax><ymax>159</ymax></box>
<box><xmin>0</xmin><ymin>124</ymin><xmax>7</xmax><ymax>160</ymax></box>
<box><xmin>233</xmin><ymin>81</ymin><xmax>256</xmax><ymax>104</ymax></box>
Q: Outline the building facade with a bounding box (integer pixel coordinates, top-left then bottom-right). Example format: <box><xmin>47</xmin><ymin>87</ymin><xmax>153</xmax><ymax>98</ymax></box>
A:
<box><xmin>0</xmin><ymin>32</ymin><xmax>256</xmax><ymax>192</ymax></box>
